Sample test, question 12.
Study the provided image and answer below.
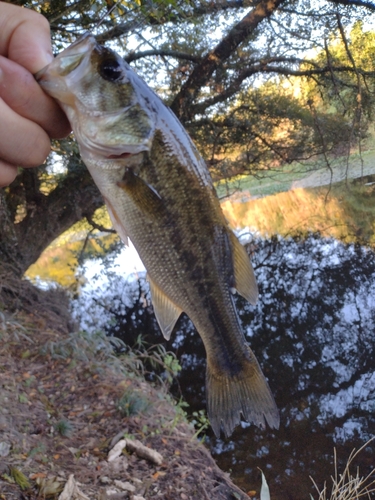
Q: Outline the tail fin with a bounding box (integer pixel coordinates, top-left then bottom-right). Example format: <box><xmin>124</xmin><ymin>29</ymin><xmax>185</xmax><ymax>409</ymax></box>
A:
<box><xmin>206</xmin><ymin>352</ymin><xmax>279</xmax><ymax>438</ymax></box>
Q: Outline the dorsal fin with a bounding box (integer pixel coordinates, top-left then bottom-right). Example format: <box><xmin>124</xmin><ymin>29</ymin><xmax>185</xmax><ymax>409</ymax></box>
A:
<box><xmin>228</xmin><ymin>230</ymin><xmax>258</xmax><ymax>305</ymax></box>
<box><xmin>148</xmin><ymin>275</ymin><xmax>183</xmax><ymax>340</ymax></box>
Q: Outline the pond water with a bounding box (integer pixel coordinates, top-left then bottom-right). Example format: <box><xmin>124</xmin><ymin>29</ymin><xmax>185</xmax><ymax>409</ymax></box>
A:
<box><xmin>72</xmin><ymin>234</ymin><xmax>375</xmax><ymax>498</ymax></box>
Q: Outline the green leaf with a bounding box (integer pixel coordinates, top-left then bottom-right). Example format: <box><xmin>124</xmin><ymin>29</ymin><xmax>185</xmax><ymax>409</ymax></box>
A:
<box><xmin>10</xmin><ymin>467</ymin><xmax>30</xmax><ymax>490</ymax></box>
<box><xmin>18</xmin><ymin>393</ymin><xmax>28</xmax><ymax>404</ymax></box>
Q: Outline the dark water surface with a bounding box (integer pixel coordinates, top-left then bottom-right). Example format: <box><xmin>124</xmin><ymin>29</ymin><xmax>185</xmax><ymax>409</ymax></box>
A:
<box><xmin>77</xmin><ymin>234</ymin><xmax>375</xmax><ymax>498</ymax></box>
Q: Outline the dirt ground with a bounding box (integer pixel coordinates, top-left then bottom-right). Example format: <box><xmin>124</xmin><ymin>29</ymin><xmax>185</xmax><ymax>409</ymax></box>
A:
<box><xmin>0</xmin><ymin>277</ymin><xmax>250</xmax><ymax>500</ymax></box>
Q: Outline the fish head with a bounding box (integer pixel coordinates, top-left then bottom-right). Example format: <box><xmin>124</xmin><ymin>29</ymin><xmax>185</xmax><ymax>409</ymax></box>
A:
<box><xmin>36</xmin><ymin>34</ymin><xmax>154</xmax><ymax>159</ymax></box>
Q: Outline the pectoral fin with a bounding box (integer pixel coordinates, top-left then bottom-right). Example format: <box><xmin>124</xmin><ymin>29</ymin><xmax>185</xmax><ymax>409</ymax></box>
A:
<box><xmin>117</xmin><ymin>168</ymin><xmax>165</xmax><ymax>218</ymax></box>
<box><xmin>104</xmin><ymin>196</ymin><xmax>129</xmax><ymax>246</ymax></box>
<box><xmin>228</xmin><ymin>231</ymin><xmax>258</xmax><ymax>305</ymax></box>
<box><xmin>148</xmin><ymin>276</ymin><xmax>182</xmax><ymax>340</ymax></box>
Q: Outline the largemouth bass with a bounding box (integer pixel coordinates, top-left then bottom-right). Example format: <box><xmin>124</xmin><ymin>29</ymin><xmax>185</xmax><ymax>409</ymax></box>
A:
<box><xmin>36</xmin><ymin>34</ymin><xmax>279</xmax><ymax>437</ymax></box>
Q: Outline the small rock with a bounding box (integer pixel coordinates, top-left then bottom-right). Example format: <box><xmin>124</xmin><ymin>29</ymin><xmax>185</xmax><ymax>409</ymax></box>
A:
<box><xmin>100</xmin><ymin>476</ymin><xmax>111</xmax><ymax>485</ymax></box>
<box><xmin>107</xmin><ymin>440</ymin><xmax>126</xmax><ymax>462</ymax></box>
<box><xmin>133</xmin><ymin>496</ymin><xmax>146</xmax><ymax>500</ymax></box>
<box><xmin>0</xmin><ymin>442</ymin><xmax>11</xmax><ymax>457</ymax></box>
<box><xmin>100</xmin><ymin>457</ymin><xmax>128</xmax><ymax>476</ymax></box>
<box><xmin>104</xmin><ymin>489</ymin><xmax>127</xmax><ymax>499</ymax></box>
<box><xmin>113</xmin><ymin>480</ymin><xmax>135</xmax><ymax>492</ymax></box>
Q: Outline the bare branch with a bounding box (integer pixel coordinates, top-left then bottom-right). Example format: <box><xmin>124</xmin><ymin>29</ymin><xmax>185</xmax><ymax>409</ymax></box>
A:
<box><xmin>328</xmin><ymin>0</ymin><xmax>375</xmax><ymax>11</ymax></box>
<box><xmin>86</xmin><ymin>214</ymin><xmax>116</xmax><ymax>234</ymax></box>
<box><xmin>125</xmin><ymin>49</ymin><xmax>201</xmax><ymax>64</ymax></box>
<box><xmin>95</xmin><ymin>19</ymin><xmax>146</xmax><ymax>44</ymax></box>
<box><xmin>170</xmin><ymin>0</ymin><xmax>286</xmax><ymax>121</ymax></box>
<box><xmin>94</xmin><ymin>1</ymin><xmax>259</xmax><ymax>42</ymax></box>
<box><xmin>190</xmin><ymin>61</ymin><xmax>375</xmax><ymax>117</ymax></box>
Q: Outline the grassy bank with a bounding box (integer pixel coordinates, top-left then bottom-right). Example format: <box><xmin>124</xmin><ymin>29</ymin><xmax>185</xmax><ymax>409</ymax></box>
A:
<box><xmin>0</xmin><ymin>278</ymin><xmax>249</xmax><ymax>500</ymax></box>
<box><xmin>222</xmin><ymin>177</ymin><xmax>375</xmax><ymax>244</ymax></box>
<box><xmin>216</xmin><ymin>147</ymin><xmax>375</xmax><ymax>200</ymax></box>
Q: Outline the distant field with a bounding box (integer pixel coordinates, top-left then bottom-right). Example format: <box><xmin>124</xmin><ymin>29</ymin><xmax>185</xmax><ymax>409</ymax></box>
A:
<box><xmin>215</xmin><ymin>148</ymin><xmax>375</xmax><ymax>200</ymax></box>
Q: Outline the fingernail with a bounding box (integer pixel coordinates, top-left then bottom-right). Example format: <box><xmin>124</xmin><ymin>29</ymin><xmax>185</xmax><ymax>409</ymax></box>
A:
<box><xmin>37</xmin><ymin>50</ymin><xmax>54</xmax><ymax>70</ymax></box>
<box><xmin>33</xmin><ymin>51</ymin><xmax>54</xmax><ymax>74</ymax></box>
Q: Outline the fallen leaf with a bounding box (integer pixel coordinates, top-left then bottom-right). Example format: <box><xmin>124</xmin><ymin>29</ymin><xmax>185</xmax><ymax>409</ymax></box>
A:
<box><xmin>30</xmin><ymin>472</ymin><xmax>47</xmax><ymax>480</ymax></box>
<box><xmin>58</xmin><ymin>474</ymin><xmax>90</xmax><ymax>500</ymax></box>
<box><xmin>36</xmin><ymin>476</ymin><xmax>64</xmax><ymax>497</ymax></box>
<box><xmin>113</xmin><ymin>480</ymin><xmax>135</xmax><ymax>492</ymax></box>
<box><xmin>152</xmin><ymin>471</ymin><xmax>166</xmax><ymax>480</ymax></box>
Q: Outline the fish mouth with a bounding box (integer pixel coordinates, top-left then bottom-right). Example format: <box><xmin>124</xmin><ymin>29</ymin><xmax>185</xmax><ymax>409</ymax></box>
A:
<box><xmin>35</xmin><ymin>34</ymin><xmax>99</xmax><ymax>103</ymax></box>
<box><xmin>35</xmin><ymin>34</ymin><xmax>98</xmax><ymax>84</ymax></box>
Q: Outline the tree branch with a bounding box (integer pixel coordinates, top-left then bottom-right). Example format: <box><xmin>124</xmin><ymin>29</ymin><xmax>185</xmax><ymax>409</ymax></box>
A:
<box><xmin>125</xmin><ymin>49</ymin><xmax>202</xmax><ymax>64</ymax></box>
<box><xmin>328</xmin><ymin>0</ymin><xmax>375</xmax><ymax>10</ymax></box>
<box><xmin>86</xmin><ymin>214</ymin><xmax>116</xmax><ymax>234</ymax></box>
<box><xmin>189</xmin><ymin>61</ymin><xmax>374</xmax><ymax>117</ymax></box>
<box><xmin>170</xmin><ymin>0</ymin><xmax>286</xmax><ymax>121</ymax></box>
<box><xmin>95</xmin><ymin>19</ymin><xmax>144</xmax><ymax>44</ymax></box>
<box><xmin>94</xmin><ymin>1</ymin><xmax>258</xmax><ymax>42</ymax></box>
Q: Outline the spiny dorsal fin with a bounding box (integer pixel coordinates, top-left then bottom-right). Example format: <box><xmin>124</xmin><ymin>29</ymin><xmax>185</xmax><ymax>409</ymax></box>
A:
<box><xmin>228</xmin><ymin>230</ymin><xmax>258</xmax><ymax>306</ymax></box>
<box><xmin>148</xmin><ymin>275</ymin><xmax>182</xmax><ymax>340</ymax></box>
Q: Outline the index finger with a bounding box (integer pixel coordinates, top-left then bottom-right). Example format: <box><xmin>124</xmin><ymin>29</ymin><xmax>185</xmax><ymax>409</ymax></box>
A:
<box><xmin>0</xmin><ymin>2</ymin><xmax>53</xmax><ymax>73</ymax></box>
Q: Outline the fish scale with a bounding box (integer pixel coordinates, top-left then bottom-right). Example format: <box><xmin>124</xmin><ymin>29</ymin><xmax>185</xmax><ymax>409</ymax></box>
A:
<box><xmin>36</xmin><ymin>34</ymin><xmax>279</xmax><ymax>437</ymax></box>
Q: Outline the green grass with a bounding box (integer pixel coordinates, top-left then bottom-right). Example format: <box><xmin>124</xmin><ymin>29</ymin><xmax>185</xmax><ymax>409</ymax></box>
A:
<box><xmin>215</xmin><ymin>148</ymin><xmax>375</xmax><ymax>200</ymax></box>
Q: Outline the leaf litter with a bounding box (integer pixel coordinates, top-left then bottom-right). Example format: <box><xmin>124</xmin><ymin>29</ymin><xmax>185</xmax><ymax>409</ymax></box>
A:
<box><xmin>0</xmin><ymin>276</ymin><xmax>249</xmax><ymax>500</ymax></box>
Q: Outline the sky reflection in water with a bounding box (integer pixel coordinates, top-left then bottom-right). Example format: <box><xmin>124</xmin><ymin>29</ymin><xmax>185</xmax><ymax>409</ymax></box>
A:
<box><xmin>73</xmin><ymin>234</ymin><xmax>375</xmax><ymax>499</ymax></box>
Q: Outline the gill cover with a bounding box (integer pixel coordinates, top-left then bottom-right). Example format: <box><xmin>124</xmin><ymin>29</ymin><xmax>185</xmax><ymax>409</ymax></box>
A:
<box><xmin>36</xmin><ymin>34</ymin><xmax>154</xmax><ymax>158</ymax></box>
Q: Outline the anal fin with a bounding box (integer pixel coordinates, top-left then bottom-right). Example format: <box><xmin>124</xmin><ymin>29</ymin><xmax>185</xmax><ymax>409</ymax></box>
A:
<box><xmin>148</xmin><ymin>275</ymin><xmax>182</xmax><ymax>340</ymax></box>
<box><xmin>228</xmin><ymin>230</ymin><xmax>258</xmax><ymax>306</ymax></box>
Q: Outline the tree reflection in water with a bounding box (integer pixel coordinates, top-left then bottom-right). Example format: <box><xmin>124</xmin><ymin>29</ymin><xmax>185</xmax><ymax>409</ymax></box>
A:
<box><xmin>74</xmin><ymin>234</ymin><xmax>375</xmax><ymax>499</ymax></box>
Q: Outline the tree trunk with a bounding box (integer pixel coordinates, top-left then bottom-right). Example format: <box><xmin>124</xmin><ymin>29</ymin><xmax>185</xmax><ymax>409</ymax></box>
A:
<box><xmin>0</xmin><ymin>0</ymin><xmax>285</xmax><ymax>280</ymax></box>
<box><xmin>1</xmin><ymin>157</ymin><xmax>103</xmax><ymax>279</ymax></box>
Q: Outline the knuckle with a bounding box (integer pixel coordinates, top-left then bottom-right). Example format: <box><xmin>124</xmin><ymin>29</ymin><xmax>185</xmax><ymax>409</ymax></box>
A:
<box><xmin>27</xmin><ymin>9</ymin><xmax>50</xmax><ymax>32</ymax></box>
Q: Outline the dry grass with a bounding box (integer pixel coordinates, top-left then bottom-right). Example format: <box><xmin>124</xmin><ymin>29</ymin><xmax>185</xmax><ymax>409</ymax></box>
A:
<box><xmin>310</xmin><ymin>438</ymin><xmax>375</xmax><ymax>500</ymax></box>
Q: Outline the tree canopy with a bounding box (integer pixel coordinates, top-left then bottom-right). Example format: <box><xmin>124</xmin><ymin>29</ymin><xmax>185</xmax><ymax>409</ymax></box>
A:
<box><xmin>2</xmin><ymin>0</ymin><xmax>375</xmax><ymax>277</ymax></box>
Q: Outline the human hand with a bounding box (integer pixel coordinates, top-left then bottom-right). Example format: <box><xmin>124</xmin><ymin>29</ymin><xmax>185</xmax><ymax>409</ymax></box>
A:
<box><xmin>0</xmin><ymin>2</ymin><xmax>71</xmax><ymax>187</ymax></box>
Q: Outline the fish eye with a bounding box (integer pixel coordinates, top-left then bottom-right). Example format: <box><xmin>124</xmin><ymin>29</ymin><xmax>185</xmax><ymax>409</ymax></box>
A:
<box><xmin>99</xmin><ymin>58</ymin><xmax>123</xmax><ymax>82</ymax></box>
